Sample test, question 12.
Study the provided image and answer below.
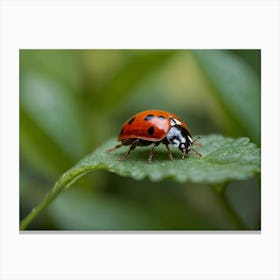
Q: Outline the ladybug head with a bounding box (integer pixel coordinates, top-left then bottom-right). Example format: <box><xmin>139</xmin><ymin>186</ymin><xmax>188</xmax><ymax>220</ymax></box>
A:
<box><xmin>166</xmin><ymin>125</ymin><xmax>193</xmax><ymax>156</ymax></box>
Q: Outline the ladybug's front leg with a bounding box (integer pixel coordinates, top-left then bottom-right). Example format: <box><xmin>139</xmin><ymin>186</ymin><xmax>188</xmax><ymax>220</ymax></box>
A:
<box><xmin>164</xmin><ymin>144</ymin><xmax>174</xmax><ymax>161</ymax></box>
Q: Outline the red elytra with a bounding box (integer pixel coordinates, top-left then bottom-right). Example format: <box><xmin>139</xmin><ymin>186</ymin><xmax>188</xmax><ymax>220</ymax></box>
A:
<box><xmin>107</xmin><ymin>110</ymin><xmax>201</xmax><ymax>163</ymax></box>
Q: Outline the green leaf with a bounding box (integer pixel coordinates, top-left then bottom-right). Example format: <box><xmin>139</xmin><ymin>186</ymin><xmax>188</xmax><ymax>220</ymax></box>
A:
<box><xmin>193</xmin><ymin>50</ymin><xmax>260</xmax><ymax>144</ymax></box>
<box><xmin>20</xmin><ymin>134</ymin><xmax>260</xmax><ymax>230</ymax></box>
<box><xmin>77</xmin><ymin>134</ymin><xmax>260</xmax><ymax>184</ymax></box>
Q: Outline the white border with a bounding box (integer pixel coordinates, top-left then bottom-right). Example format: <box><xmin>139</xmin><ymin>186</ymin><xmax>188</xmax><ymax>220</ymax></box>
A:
<box><xmin>1</xmin><ymin>1</ymin><xmax>279</xmax><ymax>279</ymax></box>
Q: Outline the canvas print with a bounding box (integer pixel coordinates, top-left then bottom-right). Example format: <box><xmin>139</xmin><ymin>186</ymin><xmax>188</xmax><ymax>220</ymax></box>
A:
<box><xmin>20</xmin><ymin>50</ymin><xmax>261</xmax><ymax>230</ymax></box>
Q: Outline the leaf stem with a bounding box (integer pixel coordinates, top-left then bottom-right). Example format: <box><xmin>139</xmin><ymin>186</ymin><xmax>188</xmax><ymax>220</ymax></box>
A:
<box><xmin>212</xmin><ymin>182</ymin><xmax>227</xmax><ymax>196</ymax></box>
<box><xmin>212</xmin><ymin>183</ymin><xmax>245</xmax><ymax>229</ymax></box>
<box><xmin>20</xmin><ymin>167</ymin><xmax>90</xmax><ymax>230</ymax></box>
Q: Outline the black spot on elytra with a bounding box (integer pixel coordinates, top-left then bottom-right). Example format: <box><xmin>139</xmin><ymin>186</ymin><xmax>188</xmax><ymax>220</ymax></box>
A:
<box><xmin>144</xmin><ymin>114</ymin><xmax>154</xmax><ymax>121</ymax></box>
<box><xmin>128</xmin><ymin>117</ymin><xmax>135</xmax><ymax>125</ymax></box>
<box><xmin>157</xmin><ymin>115</ymin><xmax>166</xmax><ymax>120</ymax></box>
<box><xmin>147</xmin><ymin>126</ymin><xmax>155</xmax><ymax>135</ymax></box>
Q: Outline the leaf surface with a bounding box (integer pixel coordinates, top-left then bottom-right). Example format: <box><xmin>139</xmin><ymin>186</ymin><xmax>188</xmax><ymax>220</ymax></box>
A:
<box><xmin>20</xmin><ymin>134</ymin><xmax>260</xmax><ymax>230</ymax></box>
<box><xmin>74</xmin><ymin>134</ymin><xmax>260</xmax><ymax>184</ymax></box>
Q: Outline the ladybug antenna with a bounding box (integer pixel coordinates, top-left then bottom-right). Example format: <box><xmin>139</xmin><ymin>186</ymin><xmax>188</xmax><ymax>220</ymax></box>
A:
<box><xmin>193</xmin><ymin>136</ymin><xmax>201</xmax><ymax>143</ymax></box>
<box><xmin>192</xmin><ymin>136</ymin><xmax>202</xmax><ymax>147</ymax></box>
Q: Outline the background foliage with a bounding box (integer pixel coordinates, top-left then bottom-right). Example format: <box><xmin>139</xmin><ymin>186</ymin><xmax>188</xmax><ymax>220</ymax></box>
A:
<box><xmin>20</xmin><ymin>49</ymin><xmax>261</xmax><ymax>230</ymax></box>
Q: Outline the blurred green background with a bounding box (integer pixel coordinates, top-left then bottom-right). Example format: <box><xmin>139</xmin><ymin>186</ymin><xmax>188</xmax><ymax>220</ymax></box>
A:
<box><xmin>20</xmin><ymin>49</ymin><xmax>261</xmax><ymax>230</ymax></box>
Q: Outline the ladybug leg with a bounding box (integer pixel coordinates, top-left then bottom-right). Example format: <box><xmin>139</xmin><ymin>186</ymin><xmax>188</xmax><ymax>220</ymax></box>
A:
<box><xmin>106</xmin><ymin>143</ymin><xmax>123</xmax><ymax>153</ymax></box>
<box><xmin>165</xmin><ymin>144</ymin><xmax>174</xmax><ymax>161</ymax></box>
<box><xmin>120</xmin><ymin>139</ymin><xmax>139</xmax><ymax>161</ymax></box>
<box><xmin>191</xmin><ymin>148</ymin><xmax>202</xmax><ymax>157</ymax></box>
<box><xmin>193</xmin><ymin>143</ymin><xmax>202</xmax><ymax>147</ymax></box>
<box><xmin>147</xmin><ymin>143</ymin><xmax>157</xmax><ymax>164</ymax></box>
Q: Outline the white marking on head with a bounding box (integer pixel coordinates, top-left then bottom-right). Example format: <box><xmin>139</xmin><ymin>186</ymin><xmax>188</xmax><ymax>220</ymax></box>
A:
<box><xmin>181</xmin><ymin>138</ymin><xmax>186</xmax><ymax>143</ymax></box>
<box><xmin>169</xmin><ymin>118</ymin><xmax>176</xmax><ymax>126</ymax></box>
<box><xmin>170</xmin><ymin>117</ymin><xmax>182</xmax><ymax>126</ymax></box>
<box><xmin>174</xmin><ymin>118</ymin><xmax>182</xmax><ymax>125</ymax></box>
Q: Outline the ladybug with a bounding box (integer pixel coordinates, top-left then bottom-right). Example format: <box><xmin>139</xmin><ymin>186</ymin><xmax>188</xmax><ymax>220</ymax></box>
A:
<box><xmin>107</xmin><ymin>110</ymin><xmax>201</xmax><ymax>163</ymax></box>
